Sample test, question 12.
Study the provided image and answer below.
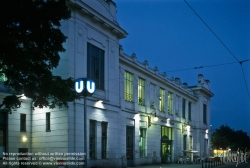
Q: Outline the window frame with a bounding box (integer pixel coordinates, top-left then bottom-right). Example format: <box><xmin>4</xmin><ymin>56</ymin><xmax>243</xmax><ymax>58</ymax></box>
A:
<box><xmin>203</xmin><ymin>104</ymin><xmax>207</xmax><ymax>124</ymax></box>
<box><xmin>188</xmin><ymin>102</ymin><xmax>192</xmax><ymax>121</ymax></box>
<box><xmin>182</xmin><ymin>99</ymin><xmax>186</xmax><ymax>119</ymax></box>
<box><xmin>46</xmin><ymin>112</ymin><xmax>51</xmax><ymax>131</ymax></box>
<box><xmin>20</xmin><ymin>114</ymin><xmax>26</xmax><ymax>132</ymax></box>
<box><xmin>139</xmin><ymin>128</ymin><xmax>146</xmax><ymax>157</ymax></box>
<box><xmin>89</xmin><ymin>120</ymin><xmax>96</xmax><ymax>159</ymax></box>
<box><xmin>87</xmin><ymin>43</ymin><xmax>105</xmax><ymax>90</ymax></box>
<box><xmin>101</xmin><ymin>122</ymin><xmax>108</xmax><ymax>159</ymax></box>
<box><xmin>124</xmin><ymin>71</ymin><xmax>133</xmax><ymax>102</ymax></box>
<box><xmin>168</xmin><ymin>92</ymin><xmax>173</xmax><ymax>114</ymax></box>
<box><xmin>159</xmin><ymin>88</ymin><xmax>165</xmax><ymax>112</ymax></box>
<box><xmin>138</xmin><ymin>78</ymin><xmax>145</xmax><ymax>106</ymax></box>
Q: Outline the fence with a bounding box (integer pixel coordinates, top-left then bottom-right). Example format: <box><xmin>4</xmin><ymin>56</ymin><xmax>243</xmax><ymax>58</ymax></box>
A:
<box><xmin>201</xmin><ymin>157</ymin><xmax>224</xmax><ymax>168</ymax></box>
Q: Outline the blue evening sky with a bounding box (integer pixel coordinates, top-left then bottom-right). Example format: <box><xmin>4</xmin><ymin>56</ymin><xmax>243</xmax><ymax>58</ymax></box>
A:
<box><xmin>114</xmin><ymin>0</ymin><xmax>250</xmax><ymax>134</ymax></box>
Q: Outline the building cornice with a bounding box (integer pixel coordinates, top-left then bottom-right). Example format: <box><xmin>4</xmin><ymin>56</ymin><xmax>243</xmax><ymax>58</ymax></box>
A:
<box><xmin>69</xmin><ymin>0</ymin><xmax>128</xmax><ymax>39</ymax></box>
<box><xmin>119</xmin><ymin>51</ymin><xmax>198</xmax><ymax>101</ymax></box>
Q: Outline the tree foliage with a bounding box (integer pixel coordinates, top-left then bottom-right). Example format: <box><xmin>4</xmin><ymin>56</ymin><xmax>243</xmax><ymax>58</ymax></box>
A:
<box><xmin>211</xmin><ymin>125</ymin><xmax>250</xmax><ymax>151</ymax></box>
<box><xmin>0</xmin><ymin>0</ymin><xmax>79</xmax><ymax>112</ymax></box>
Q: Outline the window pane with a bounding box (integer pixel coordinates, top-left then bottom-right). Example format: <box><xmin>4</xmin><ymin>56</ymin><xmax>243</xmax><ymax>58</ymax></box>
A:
<box><xmin>138</xmin><ymin>78</ymin><xmax>145</xmax><ymax>106</ymax></box>
<box><xmin>159</xmin><ymin>88</ymin><xmax>165</xmax><ymax>112</ymax></box>
<box><xmin>102</xmin><ymin>122</ymin><xmax>107</xmax><ymax>158</ymax></box>
<box><xmin>124</xmin><ymin>71</ymin><xmax>133</xmax><ymax>102</ymax></box>
<box><xmin>139</xmin><ymin>128</ymin><xmax>146</xmax><ymax>157</ymax></box>
<box><xmin>89</xmin><ymin>120</ymin><xmax>96</xmax><ymax>159</ymax></box>
<box><xmin>168</xmin><ymin>92</ymin><xmax>173</xmax><ymax>114</ymax></box>
<box><xmin>46</xmin><ymin>112</ymin><xmax>50</xmax><ymax>131</ymax></box>
<box><xmin>87</xmin><ymin>43</ymin><xmax>105</xmax><ymax>90</ymax></box>
<box><xmin>20</xmin><ymin>114</ymin><xmax>26</xmax><ymax>132</ymax></box>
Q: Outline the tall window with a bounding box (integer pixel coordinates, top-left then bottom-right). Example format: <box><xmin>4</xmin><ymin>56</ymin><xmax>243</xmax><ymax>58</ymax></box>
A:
<box><xmin>124</xmin><ymin>71</ymin><xmax>133</xmax><ymax>102</ymax></box>
<box><xmin>188</xmin><ymin>102</ymin><xmax>192</xmax><ymax>121</ymax></box>
<box><xmin>138</xmin><ymin>78</ymin><xmax>145</xmax><ymax>106</ymax></box>
<box><xmin>159</xmin><ymin>88</ymin><xmax>165</xmax><ymax>112</ymax></box>
<box><xmin>87</xmin><ymin>43</ymin><xmax>105</xmax><ymax>90</ymax></box>
<box><xmin>203</xmin><ymin>104</ymin><xmax>207</xmax><ymax>124</ymax></box>
<box><xmin>101</xmin><ymin>122</ymin><xmax>107</xmax><ymax>159</ymax></box>
<box><xmin>168</xmin><ymin>92</ymin><xmax>173</xmax><ymax>114</ymax></box>
<box><xmin>182</xmin><ymin>99</ymin><xmax>186</xmax><ymax>119</ymax></box>
<box><xmin>139</xmin><ymin>128</ymin><xmax>146</xmax><ymax>157</ymax></box>
<box><xmin>176</xmin><ymin>95</ymin><xmax>180</xmax><ymax>114</ymax></box>
<box><xmin>89</xmin><ymin>120</ymin><xmax>96</xmax><ymax>159</ymax></box>
<box><xmin>20</xmin><ymin>114</ymin><xmax>26</xmax><ymax>132</ymax></box>
<box><xmin>183</xmin><ymin>135</ymin><xmax>187</xmax><ymax>156</ymax></box>
<box><xmin>46</xmin><ymin>112</ymin><xmax>50</xmax><ymax>131</ymax></box>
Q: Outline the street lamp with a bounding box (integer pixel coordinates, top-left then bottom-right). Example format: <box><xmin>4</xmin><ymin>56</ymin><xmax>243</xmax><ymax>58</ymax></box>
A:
<box><xmin>148</xmin><ymin>111</ymin><xmax>158</xmax><ymax>128</ymax></box>
<box><xmin>75</xmin><ymin>78</ymin><xmax>96</xmax><ymax>168</ymax></box>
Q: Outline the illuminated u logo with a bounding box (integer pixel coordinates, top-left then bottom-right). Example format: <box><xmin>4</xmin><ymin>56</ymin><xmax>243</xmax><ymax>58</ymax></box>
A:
<box><xmin>75</xmin><ymin>79</ymin><xmax>84</xmax><ymax>93</ymax></box>
<box><xmin>75</xmin><ymin>78</ymin><xmax>96</xmax><ymax>96</ymax></box>
<box><xmin>86</xmin><ymin>80</ymin><xmax>95</xmax><ymax>94</ymax></box>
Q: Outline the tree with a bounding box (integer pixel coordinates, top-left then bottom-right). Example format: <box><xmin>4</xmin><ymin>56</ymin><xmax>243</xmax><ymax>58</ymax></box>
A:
<box><xmin>211</xmin><ymin>125</ymin><xmax>250</xmax><ymax>151</ymax></box>
<box><xmin>0</xmin><ymin>0</ymin><xmax>79</xmax><ymax>112</ymax></box>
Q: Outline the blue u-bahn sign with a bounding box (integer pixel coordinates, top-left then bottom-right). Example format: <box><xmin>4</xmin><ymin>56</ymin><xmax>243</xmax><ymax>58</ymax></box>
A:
<box><xmin>75</xmin><ymin>78</ymin><xmax>96</xmax><ymax>96</ymax></box>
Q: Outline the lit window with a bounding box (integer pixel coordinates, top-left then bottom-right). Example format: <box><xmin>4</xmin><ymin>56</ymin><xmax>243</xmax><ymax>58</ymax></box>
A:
<box><xmin>124</xmin><ymin>71</ymin><xmax>133</xmax><ymax>102</ymax></box>
<box><xmin>87</xmin><ymin>43</ymin><xmax>105</xmax><ymax>90</ymax></box>
<box><xmin>159</xmin><ymin>88</ymin><xmax>165</xmax><ymax>112</ymax></box>
<box><xmin>139</xmin><ymin>128</ymin><xmax>146</xmax><ymax>157</ymax></box>
<box><xmin>168</xmin><ymin>92</ymin><xmax>173</xmax><ymax>114</ymax></box>
<box><xmin>138</xmin><ymin>78</ymin><xmax>145</xmax><ymax>106</ymax></box>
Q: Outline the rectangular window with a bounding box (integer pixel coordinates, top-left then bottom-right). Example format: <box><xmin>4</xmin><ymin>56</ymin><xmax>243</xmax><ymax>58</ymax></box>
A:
<box><xmin>87</xmin><ymin>43</ymin><xmax>105</xmax><ymax>90</ymax></box>
<box><xmin>168</xmin><ymin>92</ymin><xmax>173</xmax><ymax>114</ymax></box>
<box><xmin>183</xmin><ymin>135</ymin><xmax>187</xmax><ymax>156</ymax></box>
<box><xmin>203</xmin><ymin>104</ymin><xmax>207</xmax><ymax>124</ymax></box>
<box><xmin>188</xmin><ymin>102</ymin><xmax>192</xmax><ymax>121</ymax></box>
<box><xmin>139</xmin><ymin>128</ymin><xmax>146</xmax><ymax>157</ymax></box>
<box><xmin>20</xmin><ymin>114</ymin><xmax>26</xmax><ymax>132</ymax></box>
<box><xmin>159</xmin><ymin>88</ymin><xmax>165</xmax><ymax>112</ymax></box>
<box><xmin>124</xmin><ymin>71</ymin><xmax>133</xmax><ymax>102</ymax></box>
<box><xmin>138</xmin><ymin>78</ymin><xmax>145</xmax><ymax>106</ymax></box>
<box><xmin>101</xmin><ymin>122</ymin><xmax>107</xmax><ymax>159</ymax></box>
<box><xmin>46</xmin><ymin>112</ymin><xmax>50</xmax><ymax>131</ymax></box>
<box><xmin>89</xmin><ymin>120</ymin><xmax>96</xmax><ymax>159</ymax></box>
<box><xmin>161</xmin><ymin>126</ymin><xmax>173</xmax><ymax>140</ymax></box>
<box><xmin>182</xmin><ymin>99</ymin><xmax>186</xmax><ymax>119</ymax></box>
<box><xmin>176</xmin><ymin>95</ymin><xmax>180</xmax><ymax>114</ymax></box>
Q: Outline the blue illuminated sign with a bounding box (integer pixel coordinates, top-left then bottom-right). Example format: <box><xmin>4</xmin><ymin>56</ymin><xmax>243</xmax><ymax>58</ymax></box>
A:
<box><xmin>75</xmin><ymin>78</ymin><xmax>96</xmax><ymax>96</ymax></box>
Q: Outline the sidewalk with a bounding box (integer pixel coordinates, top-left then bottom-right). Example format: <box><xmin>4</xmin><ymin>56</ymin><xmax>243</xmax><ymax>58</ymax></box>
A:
<box><xmin>128</xmin><ymin>162</ymin><xmax>233</xmax><ymax>168</ymax></box>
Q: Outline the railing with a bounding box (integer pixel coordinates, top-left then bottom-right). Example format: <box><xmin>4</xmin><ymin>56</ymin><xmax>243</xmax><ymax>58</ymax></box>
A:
<box><xmin>201</xmin><ymin>157</ymin><xmax>224</xmax><ymax>168</ymax></box>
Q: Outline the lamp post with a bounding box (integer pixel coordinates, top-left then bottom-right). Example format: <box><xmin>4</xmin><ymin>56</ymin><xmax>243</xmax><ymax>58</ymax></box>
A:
<box><xmin>75</xmin><ymin>78</ymin><xmax>96</xmax><ymax>168</ymax></box>
<box><xmin>148</xmin><ymin>111</ymin><xmax>158</xmax><ymax>128</ymax></box>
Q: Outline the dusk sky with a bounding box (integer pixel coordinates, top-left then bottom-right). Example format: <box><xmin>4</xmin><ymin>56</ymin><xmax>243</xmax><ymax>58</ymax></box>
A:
<box><xmin>114</xmin><ymin>0</ymin><xmax>250</xmax><ymax>134</ymax></box>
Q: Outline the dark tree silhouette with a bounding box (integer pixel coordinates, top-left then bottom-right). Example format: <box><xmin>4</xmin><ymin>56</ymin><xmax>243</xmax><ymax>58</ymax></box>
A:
<box><xmin>0</xmin><ymin>0</ymin><xmax>79</xmax><ymax>112</ymax></box>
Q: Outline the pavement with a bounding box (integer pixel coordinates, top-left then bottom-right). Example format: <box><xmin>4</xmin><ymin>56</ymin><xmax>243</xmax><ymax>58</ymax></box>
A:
<box><xmin>127</xmin><ymin>162</ymin><xmax>236</xmax><ymax>168</ymax></box>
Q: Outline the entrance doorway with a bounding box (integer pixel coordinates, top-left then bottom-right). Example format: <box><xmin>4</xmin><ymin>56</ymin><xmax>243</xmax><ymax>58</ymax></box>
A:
<box><xmin>161</xmin><ymin>139</ymin><xmax>172</xmax><ymax>164</ymax></box>
<box><xmin>161</xmin><ymin>126</ymin><xmax>173</xmax><ymax>164</ymax></box>
<box><xmin>126</xmin><ymin>126</ymin><xmax>134</xmax><ymax>167</ymax></box>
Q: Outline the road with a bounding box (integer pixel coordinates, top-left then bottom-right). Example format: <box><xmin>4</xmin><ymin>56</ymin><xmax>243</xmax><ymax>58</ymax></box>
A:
<box><xmin>222</xmin><ymin>162</ymin><xmax>249</xmax><ymax>168</ymax></box>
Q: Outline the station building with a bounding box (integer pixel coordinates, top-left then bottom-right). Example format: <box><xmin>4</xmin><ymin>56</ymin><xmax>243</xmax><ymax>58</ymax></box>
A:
<box><xmin>0</xmin><ymin>0</ymin><xmax>213</xmax><ymax>167</ymax></box>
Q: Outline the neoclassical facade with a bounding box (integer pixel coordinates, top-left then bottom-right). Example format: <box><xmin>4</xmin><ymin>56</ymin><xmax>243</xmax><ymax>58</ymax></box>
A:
<box><xmin>0</xmin><ymin>0</ymin><xmax>213</xmax><ymax>168</ymax></box>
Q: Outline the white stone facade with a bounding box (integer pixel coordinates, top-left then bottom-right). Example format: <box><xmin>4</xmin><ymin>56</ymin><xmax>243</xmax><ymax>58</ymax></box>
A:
<box><xmin>0</xmin><ymin>0</ymin><xmax>213</xmax><ymax>168</ymax></box>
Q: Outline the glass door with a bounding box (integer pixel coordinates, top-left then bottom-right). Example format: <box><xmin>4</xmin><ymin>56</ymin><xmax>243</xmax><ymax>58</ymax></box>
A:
<box><xmin>126</xmin><ymin>126</ymin><xmax>134</xmax><ymax>167</ymax></box>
